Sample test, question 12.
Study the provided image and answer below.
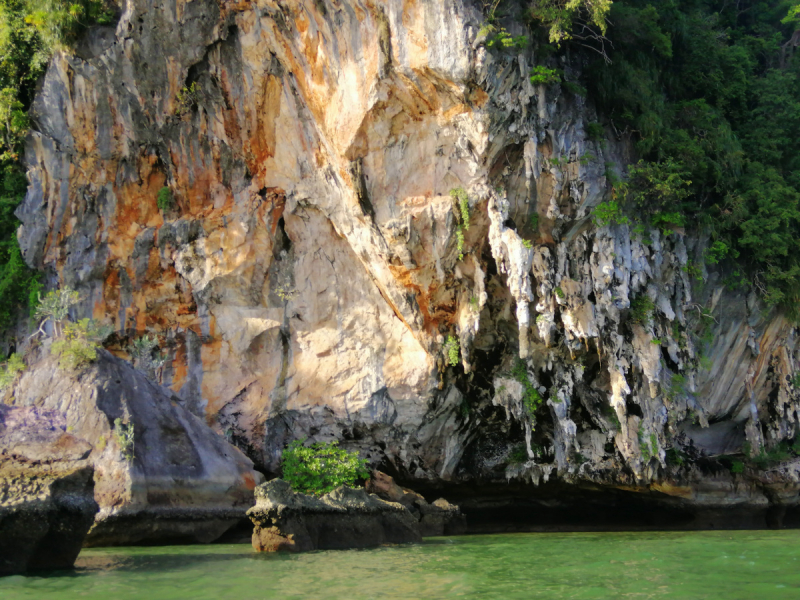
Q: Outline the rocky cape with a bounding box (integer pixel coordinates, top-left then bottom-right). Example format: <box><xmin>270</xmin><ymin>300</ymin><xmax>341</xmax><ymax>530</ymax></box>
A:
<box><xmin>0</xmin><ymin>405</ymin><xmax>98</xmax><ymax>575</ymax></box>
<box><xmin>248</xmin><ymin>478</ymin><xmax>421</xmax><ymax>552</ymax></box>
<box><xmin>13</xmin><ymin>0</ymin><xmax>800</xmax><ymax>529</ymax></box>
<box><xmin>4</xmin><ymin>350</ymin><xmax>263</xmax><ymax>546</ymax></box>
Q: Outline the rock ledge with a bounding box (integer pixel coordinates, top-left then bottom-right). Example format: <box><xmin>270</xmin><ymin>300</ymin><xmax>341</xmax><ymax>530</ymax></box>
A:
<box><xmin>247</xmin><ymin>479</ymin><xmax>421</xmax><ymax>552</ymax></box>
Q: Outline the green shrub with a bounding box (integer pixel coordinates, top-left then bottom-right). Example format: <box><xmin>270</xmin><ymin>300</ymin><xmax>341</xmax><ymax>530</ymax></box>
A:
<box><xmin>554</xmin><ymin>286</ymin><xmax>565</xmax><ymax>299</ymax></box>
<box><xmin>593</xmin><ymin>200</ymin><xmax>629</xmax><ymax>226</ymax></box>
<box><xmin>157</xmin><ymin>186</ymin><xmax>174</xmax><ymax>212</ymax></box>
<box><xmin>530</xmin><ymin>65</ymin><xmax>561</xmax><ymax>85</ymax></box>
<box><xmin>50</xmin><ymin>318</ymin><xmax>108</xmax><ymax>369</ymax></box>
<box><xmin>511</xmin><ymin>359</ymin><xmax>544</xmax><ymax>420</ymax></box>
<box><xmin>444</xmin><ymin>335</ymin><xmax>460</xmax><ymax>366</ymax></box>
<box><xmin>175</xmin><ymin>81</ymin><xmax>200</xmax><ymax>114</ymax></box>
<box><xmin>0</xmin><ymin>352</ymin><xmax>24</xmax><ymax>389</ymax></box>
<box><xmin>455</xmin><ymin>227</ymin><xmax>465</xmax><ymax>260</ymax></box>
<box><xmin>529</xmin><ymin>212</ymin><xmax>540</xmax><ymax>231</ymax></box>
<box><xmin>508</xmin><ymin>443</ymin><xmax>529</xmax><ymax>465</ymax></box>
<box><xmin>730</xmin><ymin>460</ymin><xmax>744</xmax><ymax>474</ymax></box>
<box><xmin>586</xmin><ymin>122</ymin><xmax>605</xmax><ymax>141</ymax></box>
<box><xmin>281</xmin><ymin>439</ymin><xmax>369</xmax><ymax>496</ymax></box>
<box><xmin>450</xmin><ymin>188</ymin><xmax>470</xmax><ymax>231</ymax></box>
<box><xmin>630</xmin><ymin>295</ymin><xmax>655</xmax><ymax>325</ymax></box>
<box><xmin>113</xmin><ymin>417</ymin><xmax>134</xmax><ymax>462</ymax></box>
<box><xmin>522</xmin><ymin>239</ymin><xmax>533</xmax><ymax>249</ymax></box>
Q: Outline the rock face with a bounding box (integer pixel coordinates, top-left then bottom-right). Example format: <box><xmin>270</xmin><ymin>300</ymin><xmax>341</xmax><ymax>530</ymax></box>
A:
<box><xmin>248</xmin><ymin>479</ymin><xmax>420</xmax><ymax>552</ymax></box>
<box><xmin>15</xmin><ymin>0</ymin><xmax>800</xmax><ymax>526</ymax></box>
<box><xmin>0</xmin><ymin>405</ymin><xmax>98</xmax><ymax>575</ymax></box>
<box><xmin>367</xmin><ymin>471</ymin><xmax>466</xmax><ymax>536</ymax></box>
<box><xmin>5</xmin><ymin>351</ymin><xmax>262</xmax><ymax>545</ymax></box>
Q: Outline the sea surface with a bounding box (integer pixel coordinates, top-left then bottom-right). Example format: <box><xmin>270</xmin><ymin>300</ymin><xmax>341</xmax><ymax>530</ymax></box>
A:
<box><xmin>1</xmin><ymin>531</ymin><xmax>799</xmax><ymax>599</ymax></box>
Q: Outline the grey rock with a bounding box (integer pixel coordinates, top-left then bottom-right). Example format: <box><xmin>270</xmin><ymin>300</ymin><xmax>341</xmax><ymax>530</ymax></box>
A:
<box><xmin>0</xmin><ymin>405</ymin><xmax>98</xmax><ymax>575</ymax></box>
<box><xmin>248</xmin><ymin>479</ymin><xmax>421</xmax><ymax>552</ymax></box>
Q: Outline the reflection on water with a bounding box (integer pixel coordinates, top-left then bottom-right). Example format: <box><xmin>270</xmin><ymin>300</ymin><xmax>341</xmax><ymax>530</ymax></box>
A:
<box><xmin>2</xmin><ymin>531</ymin><xmax>800</xmax><ymax>599</ymax></box>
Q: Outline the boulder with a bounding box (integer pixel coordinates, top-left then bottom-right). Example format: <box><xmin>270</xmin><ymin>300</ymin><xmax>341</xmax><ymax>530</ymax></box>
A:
<box><xmin>6</xmin><ymin>351</ymin><xmax>263</xmax><ymax>546</ymax></box>
<box><xmin>248</xmin><ymin>479</ymin><xmax>421</xmax><ymax>552</ymax></box>
<box><xmin>366</xmin><ymin>471</ymin><xmax>467</xmax><ymax>536</ymax></box>
<box><xmin>0</xmin><ymin>405</ymin><xmax>98</xmax><ymax>575</ymax></box>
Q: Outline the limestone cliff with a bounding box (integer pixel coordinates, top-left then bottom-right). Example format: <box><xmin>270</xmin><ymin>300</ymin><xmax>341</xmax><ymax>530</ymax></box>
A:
<box><xmin>16</xmin><ymin>0</ymin><xmax>800</xmax><ymax>527</ymax></box>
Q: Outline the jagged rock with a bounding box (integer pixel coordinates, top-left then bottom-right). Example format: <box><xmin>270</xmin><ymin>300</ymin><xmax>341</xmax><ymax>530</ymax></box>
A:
<box><xmin>366</xmin><ymin>471</ymin><xmax>466</xmax><ymax>536</ymax></box>
<box><xmin>248</xmin><ymin>479</ymin><xmax>421</xmax><ymax>552</ymax></box>
<box><xmin>13</xmin><ymin>0</ymin><xmax>800</xmax><ymax>526</ymax></box>
<box><xmin>0</xmin><ymin>405</ymin><xmax>98</xmax><ymax>575</ymax></box>
<box><xmin>5</xmin><ymin>351</ymin><xmax>263</xmax><ymax>546</ymax></box>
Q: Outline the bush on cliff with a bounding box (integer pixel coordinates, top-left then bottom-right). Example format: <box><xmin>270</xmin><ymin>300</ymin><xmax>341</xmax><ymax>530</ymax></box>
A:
<box><xmin>281</xmin><ymin>439</ymin><xmax>370</xmax><ymax>496</ymax></box>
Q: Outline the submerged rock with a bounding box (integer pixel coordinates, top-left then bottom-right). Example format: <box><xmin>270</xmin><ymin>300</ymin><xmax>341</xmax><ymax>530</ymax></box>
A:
<box><xmin>0</xmin><ymin>405</ymin><xmax>98</xmax><ymax>575</ymax></box>
<box><xmin>248</xmin><ymin>479</ymin><xmax>421</xmax><ymax>552</ymax></box>
<box><xmin>6</xmin><ymin>351</ymin><xmax>263</xmax><ymax>546</ymax></box>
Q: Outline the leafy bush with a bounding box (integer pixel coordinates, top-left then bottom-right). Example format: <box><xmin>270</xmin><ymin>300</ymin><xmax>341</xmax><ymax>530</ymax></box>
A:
<box><xmin>113</xmin><ymin>417</ymin><xmax>134</xmax><ymax>462</ymax></box>
<box><xmin>530</xmin><ymin>65</ymin><xmax>561</xmax><ymax>85</ymax></box>
<box><xmin>585</xmin><ymin>121</ymin><xmax>605</xmax><ymax>141</ymax></box>
<box><xmin>281</xmin><ymin>439</ymin><xmax>369</xmax><ymax>496</ymax></box>
<box><xmin>0</xmin><ymin>352</ymin><xmax>24</xmax><ymax>389</ymax></box>
<box><xmin>50</xmin><ymin>318</ymin><xmax>108</xmax><ymax>369</ymax></box>
<box><xmin>175</xmin><ymin>81</ymin><xmax>200</xmax><ymax>114</ymax></box>
<box><xmin>444</xmin><ymin>335</ymin><xmax>460</xmax><ymax>366</ymax></box>
<box><xmin>156</xmin><ymin>186</ymin><xmax>174</xmax><ymax>212</ymax></box>
<box><xmin>629</xmin><ymin>295</ymin><xmax>655</xmax><ymax>325</ymax></box>
<box><xmin>585</xmin><ymin>0</ymin><xmax>800</xmax><ymax>310</ymax></box>
<box><xmin>511</xmin><ymin>359</ymin><xmax>544</xmax><ymax>420</ymax></box>
<box><xmin>593</xmin><ymin>200</ymin><xmax>629</xmax><ymax>226</ymax></box>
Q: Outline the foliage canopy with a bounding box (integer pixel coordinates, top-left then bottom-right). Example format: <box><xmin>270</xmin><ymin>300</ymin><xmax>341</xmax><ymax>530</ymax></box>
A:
<box><xmin>281</xmin><ymin>439</ymin><xmax>370</xmax><ymax>496</ymax></box>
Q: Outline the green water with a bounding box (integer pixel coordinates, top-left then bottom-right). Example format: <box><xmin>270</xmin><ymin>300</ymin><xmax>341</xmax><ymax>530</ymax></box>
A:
<box><xmin>1</xmin><ymin>531</ymin><xmax>799</xmax><ymax>599</ymax></box>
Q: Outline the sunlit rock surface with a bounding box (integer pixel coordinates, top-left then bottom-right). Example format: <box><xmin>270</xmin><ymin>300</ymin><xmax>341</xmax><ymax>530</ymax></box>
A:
<box><xmin>16</xmin><ymin>0</ymin><xmax>800</xmax><ymax>526</ymax></box>
<box><xmin>6</xmin><ymin>351</ymin><xmax>262</xmax><ymax>545</ymax></box>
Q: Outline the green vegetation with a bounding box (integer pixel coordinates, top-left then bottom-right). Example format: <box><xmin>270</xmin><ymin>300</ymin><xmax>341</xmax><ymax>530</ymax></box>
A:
<box><xmin>50</xmin><ymin>318</ymin><xmax>104</xmax><ymax>369</ymax></box>
<box><xmin>33</xmin><ymin>287</ymin><xmax>110</xmax><ymax>369</ymax></box>
<box><xmin>0</xmin><ymin>351</ymin><xmax>23</xmax><ymax>388</ymax></box>
<box><xmin>444</xmin><ymin>335</ymin><xmax>460</xmax><ymax>366</ymax></box>
<box><xmin>554</xmin><ymin>286</ymin><xmax>565</xmax><ymax>299</ymax></box>
<box><xmin>584</xmin><ymin>0</ymin><xmax>800</xmax><ymax>310</ymax></box>
<box><xmin>0</xmin><ymin>0</ymin><xmax>115</xmax><ymax>332</ymax></box>
<box><xmin>629</xmin><ymin>294</ymin><xmax>655</xmax><ymax>325</ymax></box>
<box><xmin>156</xmin><ymin>186</ymin><xmax>174</xmax><ymax>212</ymax></box>
<box><xmin>508</xmin><ymin>443</ymin><xmax>529</xmax><ymax>465</ymax></box>
<box><xmin>522</xmin><ymin>238</ymin><xmax>533</xmax><ymax>249</ymax></box>
<box><xmin>665</xmin><ymin>446</ymin><xmax>685</xmax><ymax>466</ymax></box>
<box><xmin>592</xmin><ymin>200</ymin><xmax>629</xmax><ymax>226</ymax></box>
<box><xmin>530</xmin><ymin>65</ymin><xmax>561</xmax><ymax>85</ymax></box>
<box><xmin>511</xmin><ymin>359</ymin><xmax>545</xmax><ymax>420</ymax></box>
<box><xmin>450</xmin><ymin>188</ymin><xmax>470</xmax><ymax>260</ymax></box>
<box><xmin>113</xmin><ymin>417</ymin><xmax>134</xmax><ymax>462</ymax></box>
<box><xmin>175</xmin><ymin>81</ymin><xmax>200</xmax><ymax>115</ymax></box>
<box><xmin>281</xmin><ymin>439</ymin><xmax>369</xmax><ymax>496</ymax></box>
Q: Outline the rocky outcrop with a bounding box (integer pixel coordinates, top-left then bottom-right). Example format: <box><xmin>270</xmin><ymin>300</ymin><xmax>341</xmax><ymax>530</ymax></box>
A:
<box><xmin>367</xmin><ymin>471</ymin><xmax>466</xmax><ymax>536</ymax></box>
<box><xmin>0</xmin><ymin>405</ymin><xmax>98</xmax><ymax>575</ymax></box>
<box><xmin>5</xmin><ymin>351</ymin><xmax>262</xmax><ymax>545</ymax></box>
<box><xmin>248</xmin><ymin>479</ymin><xmax>420</xmax><ymax>552</ymax></box>
<box><xmin>14</xmin><ymin>0</ymin><xmax>800</xmax><ymax>527</ymax></box>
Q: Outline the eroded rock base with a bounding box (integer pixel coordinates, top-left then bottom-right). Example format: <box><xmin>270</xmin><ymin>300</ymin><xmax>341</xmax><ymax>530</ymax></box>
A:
<box><xmin>0</xmin><ymin>406</ymin><xmax>98</xmax><ymax>575</ymax></box>
<box><xmin>248</xmin><ymin>479</ymin><xmax>421</xmax><ymax>552</ymax></box>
